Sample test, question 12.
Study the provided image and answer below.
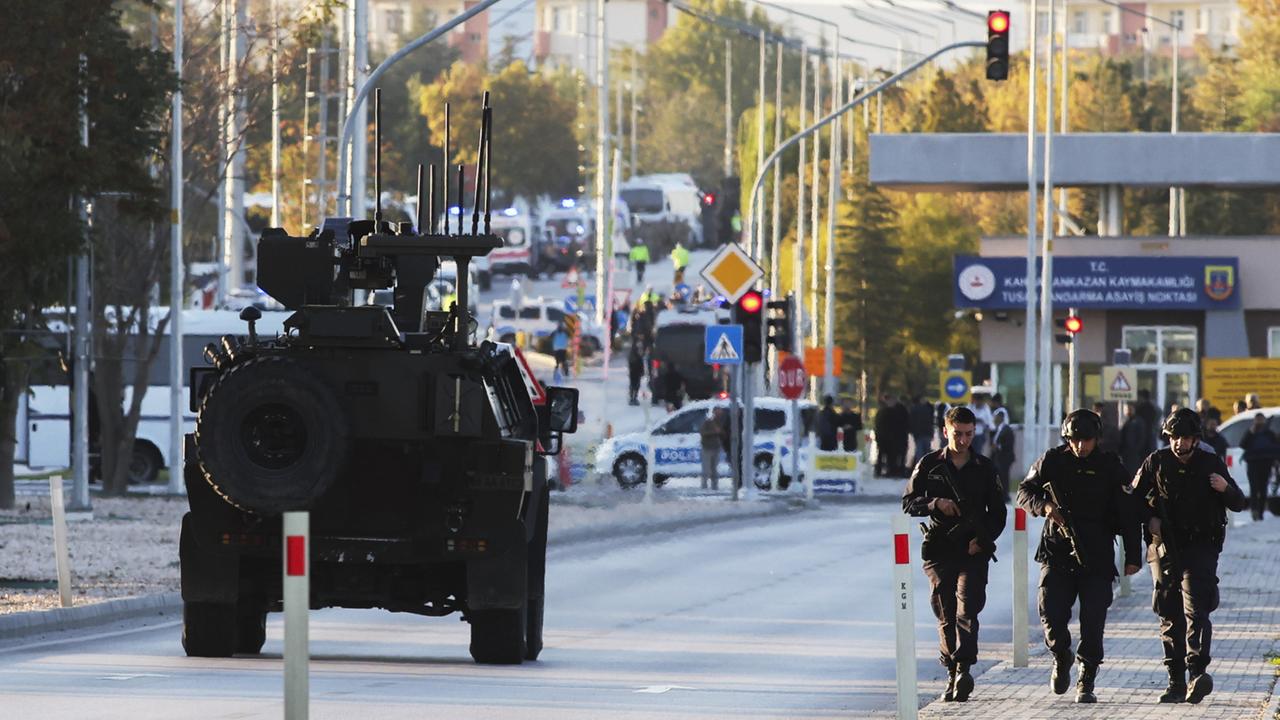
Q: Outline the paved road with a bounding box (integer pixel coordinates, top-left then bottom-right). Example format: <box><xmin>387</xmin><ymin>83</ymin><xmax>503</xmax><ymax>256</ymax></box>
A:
<box><xmin>0</xmin><ymin>502</ymin><xmax>1041</xmax><ymax>719</ymax></box>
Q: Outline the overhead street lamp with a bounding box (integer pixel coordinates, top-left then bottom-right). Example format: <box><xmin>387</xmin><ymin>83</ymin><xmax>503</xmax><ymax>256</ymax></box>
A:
<box><xmin>1096</xmin><ymin>0</ymin><xmax>1183</xmax><ymax>236</ymax></box>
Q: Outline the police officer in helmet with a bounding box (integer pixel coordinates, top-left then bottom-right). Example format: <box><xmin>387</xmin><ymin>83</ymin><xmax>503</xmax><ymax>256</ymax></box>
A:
<box><xmin>1018</xmin><ymin>409</ymin><xmax>1142</xmax><ymax>703</ymax></box>
<box><xmin>1131</xmin><ymin>407</ymin><xmax>1247</xmax><ymax>703</ymax></box>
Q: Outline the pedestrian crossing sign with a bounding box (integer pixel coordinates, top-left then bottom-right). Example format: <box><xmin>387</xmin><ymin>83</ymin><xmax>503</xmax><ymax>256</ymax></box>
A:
<box><xmin>705</xmin><ymin>324</ymin><xmax>744</xmax><ymax>365</ymax></box>
<box><xmin>1102</xmin><ymin>365</ymin><xmax>1137</xmax><ymax>401</ymax></box>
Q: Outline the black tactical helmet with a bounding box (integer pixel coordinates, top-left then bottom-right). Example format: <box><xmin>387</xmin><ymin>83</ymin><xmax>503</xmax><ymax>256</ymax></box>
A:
<box><xmin>1162</xmin><ymin>407</ymin><xmax>1202</xmax><ymax>438</ymax></box>
<box><xmin>1061</xmin><ymin>409</ymin><xmax>1102</xmax><ymax>440</ymax></box>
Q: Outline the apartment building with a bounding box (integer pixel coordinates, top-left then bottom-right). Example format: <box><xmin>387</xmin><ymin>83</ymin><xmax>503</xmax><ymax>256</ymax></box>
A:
<box><xmin>1055</xmin><ymin>0</ymin><xmax>1243</xmax><ymax>57</ymax></box>
<box><xmin>368</xmin><ymin>0</ymin><xmax>489</xmax><ymax>64</ymax></box>
<box><xmin>533</xmin><ymin>0</ymin><xmax>670</xmax><ymax>73</ymax></box>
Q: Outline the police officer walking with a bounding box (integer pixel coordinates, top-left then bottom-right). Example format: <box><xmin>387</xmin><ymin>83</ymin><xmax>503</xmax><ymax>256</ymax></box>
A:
<box><xmin>1017</xmin><ymin>410</ymin><xmax>1142</xmax><ymax>703</ymax></box>
<box><xmin>903</xmin><ymin>406</ymin><xmax>1007</xmax><ymax>702</ymax></box>
<box><xmin>1131</xmin><ymin>408</ymin><xmax>1248</xmax><ymax>703</ymax></box>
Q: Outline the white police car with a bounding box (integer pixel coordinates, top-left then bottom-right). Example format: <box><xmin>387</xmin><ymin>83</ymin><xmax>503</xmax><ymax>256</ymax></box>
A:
<box><xmin>593</xmin><ymin>397</ymin><xmax>817</xmax><ymax>490</ymax></box>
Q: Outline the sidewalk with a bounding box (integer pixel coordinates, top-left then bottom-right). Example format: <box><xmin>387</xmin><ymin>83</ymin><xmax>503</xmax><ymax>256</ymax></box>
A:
<box><xmin>918</xmin><ymin>518</ymin><xmax>1280</xmax><ymax>719</ymax></box>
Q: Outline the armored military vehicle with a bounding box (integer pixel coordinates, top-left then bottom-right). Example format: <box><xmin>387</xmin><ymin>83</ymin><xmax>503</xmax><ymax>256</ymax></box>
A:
<box><xmin>179</xmin><ymin>93</ymin><xmax>577</xmax><ymax>664</ymax></box>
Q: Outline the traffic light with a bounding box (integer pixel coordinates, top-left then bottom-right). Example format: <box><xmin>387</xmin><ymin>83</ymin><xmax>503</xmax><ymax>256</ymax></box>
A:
<box><xmin>734</xmin><ymin>289</ymin><xmax>764</xmax><ymax>363</ymax></box>
<box><xmin>986</xmin><ymin>10</ymin><xmax>1010</xmax><ymax>81</ymax></box>
<box><xmin>1054</xmin><ymin>314</ymin><xmax>1082</xmax><ymax>344</ymax></box>
<box><xmin>700</xmin><ymin>190</ymin><xmax>720</xmax><ymax>247</ymax></box>
<box><xmin>766</xmin><ymin>294</ymin><xmax>794</xmax><ymax>353</ymax></box>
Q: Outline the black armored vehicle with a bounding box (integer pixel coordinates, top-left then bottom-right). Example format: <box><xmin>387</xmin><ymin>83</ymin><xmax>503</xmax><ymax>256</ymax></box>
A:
<box><xmin>179</xmin><ymin>95</ymin><xmax>576</xmax><ymax>664</ymax></box>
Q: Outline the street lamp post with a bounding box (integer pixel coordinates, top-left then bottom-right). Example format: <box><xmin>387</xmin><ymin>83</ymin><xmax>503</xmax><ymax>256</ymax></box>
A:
<box><xmin>1097</xmin><ymin>0</ymin><xmax>1182</xmax><ymax>236</ymax></box>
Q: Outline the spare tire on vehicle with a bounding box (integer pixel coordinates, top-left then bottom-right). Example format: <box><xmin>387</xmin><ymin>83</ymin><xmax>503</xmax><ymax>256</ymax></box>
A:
<box><xmin>196</xmin><ymin>356</ymin><xmax>349</xmax><ymax>514</ymax></box>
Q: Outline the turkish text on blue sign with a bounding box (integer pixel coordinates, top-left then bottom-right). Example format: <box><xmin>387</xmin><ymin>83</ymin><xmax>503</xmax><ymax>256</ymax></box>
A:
<box><xmin>953</xmin><ymin>256</ymin><xmax>1240</xmax><ymax>310</ymax></box>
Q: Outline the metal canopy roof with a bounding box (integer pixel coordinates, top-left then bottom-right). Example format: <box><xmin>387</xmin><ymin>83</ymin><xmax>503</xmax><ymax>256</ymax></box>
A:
<box><xmin>868</xmin><ymin>133</ymin><xmax>1280</xmax><ymax>191</ymax></box>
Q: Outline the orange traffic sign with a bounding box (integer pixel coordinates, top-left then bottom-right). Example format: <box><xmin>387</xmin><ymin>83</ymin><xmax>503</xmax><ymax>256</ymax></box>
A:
<box><xmin>803</xmin><ymin>346</ymin><xmax>843</xmax><ymax>376</ymax></box>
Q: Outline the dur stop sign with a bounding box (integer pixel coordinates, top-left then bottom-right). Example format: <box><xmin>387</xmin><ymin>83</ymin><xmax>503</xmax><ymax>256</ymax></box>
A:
<box><xmin>777</xmin><ymin>355</ymin><xmax>806</xmax><ymax>400</ymax></box>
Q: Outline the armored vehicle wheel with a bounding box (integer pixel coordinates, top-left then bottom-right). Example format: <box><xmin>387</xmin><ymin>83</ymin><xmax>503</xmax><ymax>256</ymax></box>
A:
<box><xmin>525</xmin><ymin>485</ymin><xmax>550</xmax><ymax>661</ymax></box>
<box><xmin>235</xmin><ymin>599</ymin><xmax>268</xmax><ymax>655</ymax></box>
<box><xmin>196</xmin><ymin>357</ymin><xmax>349</xmax><ymax>513</ymax></box>
<box><xmin>182</xmin><ymin>602</ymin><xmax>238</xmax><ymax>657</ymax></box>
<box><xmin>469</xmin><ymin>608</ymin><xmax>527</xmax><ymax>664</ymax></box>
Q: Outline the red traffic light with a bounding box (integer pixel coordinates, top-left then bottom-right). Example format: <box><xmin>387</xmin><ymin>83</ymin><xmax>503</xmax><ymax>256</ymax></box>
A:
<box><xmin>1065</xmin><ymin>315</ymin><xmax>1083</xmax><ymax>334</ymax></box>
<box><xmin>988</xmin><ymin>10</ymin><xmax>1009</xmax><ymax>33</ymax></box>
<box><xmin>702</xmin><ymin>192</ymin><xmax>717</xmax><ymax>207</ymax></box>
<box><xmin>738</xmin><ymin>290</ymin><xmax>763</xmax><ymax>314</ymax></box>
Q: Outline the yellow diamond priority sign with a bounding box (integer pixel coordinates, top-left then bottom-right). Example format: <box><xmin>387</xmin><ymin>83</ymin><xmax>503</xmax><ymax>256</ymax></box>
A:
<box><xmin>700</xmin><ymin>243</ymin><xmax>764</xmax><ymax>303</ymax></box>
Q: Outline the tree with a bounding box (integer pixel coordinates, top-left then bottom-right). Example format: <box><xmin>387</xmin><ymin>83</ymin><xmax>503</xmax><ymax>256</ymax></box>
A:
<box><xmin>833</xmin><ymin>159</ymin><xmax>904</xmax><ymax>401</ymax></box>
<box><xmin>418</xmin><ymin>60</ymin><xmax>579</xmax><ymax>203</ymax></box>
<box><xmin>0</xmin><ymin>0</ymin><xmax>173</xmax><ymax>508</ymax></box>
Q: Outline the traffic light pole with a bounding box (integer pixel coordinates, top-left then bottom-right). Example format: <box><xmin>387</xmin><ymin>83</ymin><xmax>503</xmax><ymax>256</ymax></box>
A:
<box><xmin>1067</xmin><ymin>306</ymin><xmax>1078</xmax><ymax>411</ymax></box>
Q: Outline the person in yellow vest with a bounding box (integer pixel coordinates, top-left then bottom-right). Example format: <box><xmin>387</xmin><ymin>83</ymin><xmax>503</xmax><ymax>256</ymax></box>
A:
<box><xmin>670</xmin><ymin>242</ymin><xmax>690</xmax><ymax>285</ymax></box>
<box><xmin>629</xmin><ymin>243</ymin><xmax>650</xmax><ymax>284</ymax></box>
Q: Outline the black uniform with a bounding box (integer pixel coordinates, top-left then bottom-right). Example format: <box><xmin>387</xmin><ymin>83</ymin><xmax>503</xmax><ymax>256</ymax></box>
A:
<box><xmin>1018</xmin><ymin>446</ymin><xmax>1141</xmax><ymax>669</ymax></box>
<box><xmin>903</xmin><ymin>449</ymin><xmax>1007</xmax><ymax>671</ymax></box>
<box><xmin>1130</xmin><ymin>446</ymin><xmax>1247</xmax><ymax>678</ymax></box>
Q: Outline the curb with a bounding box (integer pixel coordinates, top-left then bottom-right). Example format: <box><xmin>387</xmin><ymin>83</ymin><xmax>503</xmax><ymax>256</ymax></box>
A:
<box><xmin>0</xmin><ymin>592</ymin><xmax>181</xmax><ymax>643</ymax></box>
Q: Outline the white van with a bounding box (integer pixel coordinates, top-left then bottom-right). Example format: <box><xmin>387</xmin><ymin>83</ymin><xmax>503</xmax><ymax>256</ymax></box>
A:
<box><xmin>619</xmin><ymin>174</ymin><xmax>705</xmax><ymax>247</ymax></box>
<box><xmin>592</xmin><ymin>397</ymin><xmax>817</xmax><ymax>490</ymax></box>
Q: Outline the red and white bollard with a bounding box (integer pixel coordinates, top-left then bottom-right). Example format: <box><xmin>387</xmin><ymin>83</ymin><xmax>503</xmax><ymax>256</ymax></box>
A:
<box><xmin>892</xmin><ymin>513</ymin><xmax>918</xmax><ymax>720</ymax></box>
<box><xmin>284</xmin><ymin>511</ymin><xmax>309</xmax><ymax>720</ymax></box>
<box><xmin>1012</xmin><ymin>507</ymin><xmax>1028</xmax><ymax>667</ymax></box>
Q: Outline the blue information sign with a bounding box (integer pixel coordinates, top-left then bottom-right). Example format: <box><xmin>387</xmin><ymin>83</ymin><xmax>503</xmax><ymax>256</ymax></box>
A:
<box><xmin>944</xmin><ymin>375</ymin><xmax>969</xmax><ymax>401</ymax></box>
<box><xmin>954</xmin><ymin>256</ymin><xmax>1240</xmax><ymax>310</ymax></box>
<box><xmin>705</xmin><ymin>325</ymin><xmax>744</xmax><ymax>365</ymax></box>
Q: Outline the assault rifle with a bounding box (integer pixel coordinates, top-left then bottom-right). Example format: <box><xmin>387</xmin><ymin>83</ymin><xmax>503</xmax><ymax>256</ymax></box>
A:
<box><xmin>936</xmin><ymin>467</ymin><xmax>999</xmax><ymax>562</ymax></box>
<box><xmin>1043</xmin><ymin>480</ymin><xmax>1087</xmax><ymax>571</ymax></box>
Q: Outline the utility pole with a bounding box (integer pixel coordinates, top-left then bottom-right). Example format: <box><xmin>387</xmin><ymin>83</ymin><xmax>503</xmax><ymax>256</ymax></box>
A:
<box><xmin>755</xmin><ymin>29</ymin><xmax>766</xmax><ymax>262</ymax></box>
<box><xmin>768</xmin><ymin>41</ymin><xmax>783</xmax><ymax>299</ymax></box>
<box><xmin>808</xmin><ymin>52</ymin><xmax>821</xmax><ymax>399</ymax></box>
<box><xmin>724</xmin><ymin>39</ymin><xmax>733</xmax><ymax>178</ymax></box>
<box><xmin>72</xmin><ymin>54</ymin><xmax>92</xmax><ymax>514</ymax></box>
<box><xmin>823</xmin><ymin>34</ymin><xmax>841</xmax><ymax>397</ymax></box>
<box><xmin>1022</xmin><ymin>0</ymin><xmax>1041</xmax><ymax>471</ymax></box>
<box><xmin>224</xmin><ymin>0</ymin><xmax>247</xmax><ymax>294</ymax></box>
<box><xmin>1039</xmin><ymin>0</ymin><xmax>1058</xmax><ymax>452</ymax></box>
<box><xmin>168</xmin><ymin>0</ymin><xmax>185</xmax><ymax>496</ymax></box>
<box><xmin>630</xmin><ymin>55</ymin><xmax>638</xmax><ymax>179</ymax></box>
<box><xmin>270</xmin><ymin>0</ymin><xmax>281</xmax><ymax>229</ymax></box>
<box><xmin>594</xmin><ymin>0</ymin><xmax>609</xmax><ymax>327</ymax></box>
<box><xmin>215</xmin><ymin>0</ymin><xmax>228</xmax><ymax>305</ymax></box>
<box><xmin>795</xmin><ymin>45</ymin><xmax>808</xmax><ymax>376</ymax></box>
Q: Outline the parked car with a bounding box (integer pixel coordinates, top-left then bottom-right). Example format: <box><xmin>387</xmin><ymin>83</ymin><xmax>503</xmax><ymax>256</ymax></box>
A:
<box><xmin>593</xmin><ymin>397</ymin><xmax>818</xmax><ymax>490</ymax></box>
<box><xmin>488</xmin><ymin>297</ymin><xmax>609</xmax><ymax>356</ymax></box>
<box><xmin>1218</xmin><ymin>407</ymin><xmax>1280</xmax><ymax>512</ymax></box>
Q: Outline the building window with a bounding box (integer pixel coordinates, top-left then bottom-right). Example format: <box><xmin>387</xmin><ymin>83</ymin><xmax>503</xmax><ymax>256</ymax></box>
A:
<box><xmin>1269</xmin><ymin>328</ymin><xmax>1280</xmax><ymax>358</ymax></box>
<box><xmin>1072</xmin><ymin>11</ymin><xmax>1087</xmax><ymax>34</ymax></box>
<box><xmin>1106</xmin><ymin>10</ymin><xmax>1119</xmax><ymax>34</ymax></box>
<box><xmin>1122</xmin><ymin>326</ymin><xmax>1198</xmax><ymax>412</ymax></box>
<box><xmin>552</xmin><ymin>6</ymin><xmax>566</xmax><ymax>32</ymax></box>
<box><xmin>1197</xmin><ymin>7</ymin><xmax>1211</xmax><ymax>33</ymax></box>
<box><xmin>385</xmin><ymin>9</ymin><xmax>405</xmax><ymax>35</ymax></box>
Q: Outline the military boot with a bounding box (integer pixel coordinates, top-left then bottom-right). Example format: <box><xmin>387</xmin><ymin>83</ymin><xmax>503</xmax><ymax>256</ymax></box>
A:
<box><xmin>1075</xmin><ymin>662</ymin><xmax>1098</xmax><ymax>704</ymax></box>
<box><xmin>952</xmin><ymin>662</ymin><xmax>975</xmax><ymax>702</ymax></box>
<box><xmin>942</xmin><ymin>664</ymin><xmax>958</xmax><ymax>702</ymax></box>
<box><xmin>1158</xmin><ymin>666</ymin><xmax>1187</xmax><ymax>703</ymax></box>
<box><xmin>1051</xmin><ymin>653</ymin><xmax>1073</xmax><ymax>695</ymax></box>
<box><xmin>1186</xmin><ymin>671</ymin><xmax>1214</xmax><ymax>704</ymax></box>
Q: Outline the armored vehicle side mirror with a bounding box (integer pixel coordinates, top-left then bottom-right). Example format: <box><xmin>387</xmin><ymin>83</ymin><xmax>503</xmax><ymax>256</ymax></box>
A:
<box><xmin>545</xmin><ymin>386</ymin><xmax>579</xmax><ymax>433</ymax></box>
